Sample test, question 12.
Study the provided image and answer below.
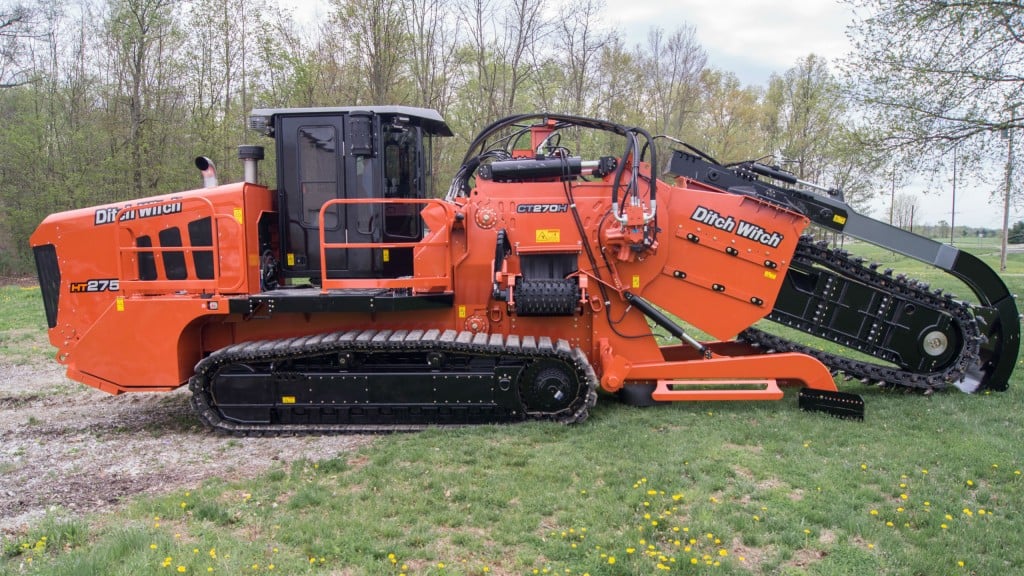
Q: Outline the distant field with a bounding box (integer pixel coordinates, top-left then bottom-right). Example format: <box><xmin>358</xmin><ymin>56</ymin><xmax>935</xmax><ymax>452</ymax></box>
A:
<box><xmin>1</xmin><ymin>239</ymin><xmax>1022</xmax><ymax>576</ymax></box>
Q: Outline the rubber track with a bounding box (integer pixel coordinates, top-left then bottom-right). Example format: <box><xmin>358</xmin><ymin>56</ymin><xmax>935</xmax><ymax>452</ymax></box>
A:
<box><xmin>189</xmin><ymin>329</ymin><xmax>599</xmax><ymax>435</ymax></box>
<box><xmin>740</xmin><ymin>236</ymin><xmax>983</xmax><ymax>392</ymax></box>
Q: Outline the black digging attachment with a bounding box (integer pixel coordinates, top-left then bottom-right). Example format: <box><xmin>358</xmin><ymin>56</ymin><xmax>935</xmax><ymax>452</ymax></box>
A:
<box><xmin>798</xmin><ymin>388</ymin><xmax>865</xmax><ymax>420</ymax></box>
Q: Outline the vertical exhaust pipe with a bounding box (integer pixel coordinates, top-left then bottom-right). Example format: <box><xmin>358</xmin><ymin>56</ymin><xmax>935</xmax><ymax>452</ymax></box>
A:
<box><xmin>195</xmin><ymin>156</ymin><xmax>218</xmax><ymax>188</ymax></box>
<box><xmin>238</xmin><ymin>145</ymin><xmax>265</xmax><ymax>184</ymax></box>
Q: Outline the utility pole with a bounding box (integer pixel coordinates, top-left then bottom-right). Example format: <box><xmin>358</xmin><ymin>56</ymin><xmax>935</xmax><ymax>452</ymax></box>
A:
<box><xmin>1002</xmin><ymin>106</ymin><xmax>1016</xmax><ymax>272</ymax></box>
<box><xmin>890</xmin><ymin>167</ymin><xmax>896</xmax><ymax>226</ymax></box>
<box><xmin>951</xmin><ymin>145</ymin><xmax>956</xmax><ymax>245</ymax></box>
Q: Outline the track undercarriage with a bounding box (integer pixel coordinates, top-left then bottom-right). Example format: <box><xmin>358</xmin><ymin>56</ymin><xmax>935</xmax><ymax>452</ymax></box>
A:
<box><xmin>190</xmin><ymin>329</ymin><xmax>598</xmax><ymax>434</ymax></box>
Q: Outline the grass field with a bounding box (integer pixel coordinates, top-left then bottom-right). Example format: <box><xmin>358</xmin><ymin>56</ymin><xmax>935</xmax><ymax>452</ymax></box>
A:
<box><xmin>2</xmin><ymin>239</ymin><xmax>1022</xmax><ymax>576</ymax></box>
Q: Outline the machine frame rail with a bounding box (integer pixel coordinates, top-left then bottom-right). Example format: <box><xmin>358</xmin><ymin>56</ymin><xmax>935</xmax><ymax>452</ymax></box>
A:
<box><xmin>189</xmin><ymin>329</ymin><xmax>598</xmax><ymax>435</ymax></box>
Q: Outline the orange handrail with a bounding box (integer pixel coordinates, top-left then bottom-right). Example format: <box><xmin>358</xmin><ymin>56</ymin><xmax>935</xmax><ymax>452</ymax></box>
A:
<box><xmin>114</xmin><ymin>197</ymin><xmax>246</xmax><ymax>295</ymax></box>
<box><xmin>317</xmin><ymin>198</ymin><xmax>454</xmax><ymax>293</ymax></box>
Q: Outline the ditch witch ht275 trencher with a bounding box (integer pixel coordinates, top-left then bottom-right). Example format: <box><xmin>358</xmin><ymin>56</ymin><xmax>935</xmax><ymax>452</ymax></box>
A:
<box><xmin>31</xmin><ymin>108</ymin><xmax>1020</xmax><ymax>432</ymax></box>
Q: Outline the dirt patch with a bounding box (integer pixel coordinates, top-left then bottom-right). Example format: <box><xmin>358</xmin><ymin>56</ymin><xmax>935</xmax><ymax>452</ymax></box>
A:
<box><xmin>0</xmin><ymin>361</ymin><xmax>374</xmax><ymax>535</ymax></box>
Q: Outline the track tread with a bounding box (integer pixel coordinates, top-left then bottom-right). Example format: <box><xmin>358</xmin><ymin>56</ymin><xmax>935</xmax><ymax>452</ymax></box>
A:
<box><xmin>191</xmin><ymin>329</ymin><xmax>598</xmax><ymax>435</ymax></box>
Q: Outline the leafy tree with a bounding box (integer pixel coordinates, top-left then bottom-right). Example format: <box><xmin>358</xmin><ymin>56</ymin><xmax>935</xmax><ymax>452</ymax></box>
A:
<box><xmin>892</xmin><ymin>192</ymin><xmax>921</xmax><ymax>230</ymax></box>
<box><xmin>328</xmin><ymin>0</ymin><xmax>409</xmax><ymax>104</ymax></box>
<box><xmin>1009</xmin><ymin>220</ymin><xmax>1024</xmax><ymax>244</ymax></box>
<box><xmin>843</xmin><ymin>0</ymin><xmax>1024</xmax><ymax>258</ymax></box>
<box><xmin>689</xmin><ymin>68</ymin><xmax>764</xmax><ymax>162</ymax></box>
<box><xmin>763</xmin><ymin>54</ymin><xmax>844</xmax><ymax>182</ymax></box>
<box><xmin>0</xmin><ymin>2</ymin><xmax>34</xmax><ymax>88</ymax></box>
<box><xmin>844</xmin><ymin>0</ymin><xmax>1024</xmax><ymax>154</ymax></box>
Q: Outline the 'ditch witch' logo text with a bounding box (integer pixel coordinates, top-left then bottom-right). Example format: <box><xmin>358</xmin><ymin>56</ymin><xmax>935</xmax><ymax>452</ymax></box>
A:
<box><xmin>690</xmin><ymin>206</ymin><xmax>783</xmax><ymax>248</ymax></box>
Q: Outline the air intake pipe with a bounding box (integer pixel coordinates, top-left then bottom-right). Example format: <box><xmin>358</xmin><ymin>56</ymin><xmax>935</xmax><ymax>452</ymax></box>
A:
<box><xmin>194</xmin><ymin>156</ymin><xmax>218</xmax><ymax>188</ymax></box>
<box><xmin>238</xmin><ymin>145</ymin><xmax>264</xmax><ymax>184</ymax></box>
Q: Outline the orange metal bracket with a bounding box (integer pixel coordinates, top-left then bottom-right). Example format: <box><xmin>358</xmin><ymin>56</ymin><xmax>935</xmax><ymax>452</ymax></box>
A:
<box><xmin>601</xmin><ymin>339</ymin><xmax>838</xmax><ymax>403</ymax></box>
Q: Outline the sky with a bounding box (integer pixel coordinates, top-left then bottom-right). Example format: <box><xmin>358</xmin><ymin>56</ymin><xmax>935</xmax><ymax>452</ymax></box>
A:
<box><xmin>292</xmin><ymin>0</ymin><xmax>1018</xmax><ymax>229</ymax></box>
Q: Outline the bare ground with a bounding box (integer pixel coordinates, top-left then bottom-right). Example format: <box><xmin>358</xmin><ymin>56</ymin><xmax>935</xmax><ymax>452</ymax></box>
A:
<box><xmin>0</xmin><ymin>361</ymin><xmax>374</xmax><ymax>536</ymax></box>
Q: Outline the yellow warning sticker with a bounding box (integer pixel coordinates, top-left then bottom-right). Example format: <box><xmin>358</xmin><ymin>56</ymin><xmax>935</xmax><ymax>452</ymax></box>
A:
<box><xmin>536</xmin><ymin>229</ymin><xmax>561</xmax><ymax>243</ymax></box>
<box><xmin>632</xmin><ymin>275</ymin><xmax>641</xmax><ymax>288</ymax></box>
<box><xmin>233</xmin><ymin>207</ymin><xmax>244</xmax><ymax>224</ymax></box>
<box><xmin>281</xmin><ymin>396</ymin><xmax>296</xmax><ymax>404</ymax></box>
<box><xmin>832</xmin><ymin>214</ymin><xmax>847</xmax><ymax>225</ymax></box>
<box><xmin>764</xmin><ymin>270</ymin><xmax>778</xmax><ymax>280</ymax></box>
<box><xmin>287</xmin><ymin>253</ymin><xmax>295</xmax><ymax>266</ymax></box>
<box><xmin>115</xmin><ymin>296</ymin><xmax>125</xmax><ymax>312</ymax></box>
<box><xmin>383</xmin><ymin>249</ymin><xmax>390</xmax><ymax>263</ymax></box>
<box><xmin>458</xmin><ymin>305</ymin><xmax>467</xmax><ymax>318</ymax></box>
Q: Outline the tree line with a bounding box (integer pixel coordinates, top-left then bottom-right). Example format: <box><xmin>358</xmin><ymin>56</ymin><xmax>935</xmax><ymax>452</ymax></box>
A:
<box><xmin>3</xmin><ymin>0</ymin><xmax>1015</xmax><ymax>275</ymax></box>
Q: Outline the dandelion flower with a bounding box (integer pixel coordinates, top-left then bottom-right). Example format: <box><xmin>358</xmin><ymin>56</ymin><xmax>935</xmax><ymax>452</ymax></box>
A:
<box><xmin>608</xmin><ymin>556</ymin><xmax>616</xmax><ymax>565</ymax></box>
<box><xmin>150</xmin><ymin>544</ymin><xmax>158</xmax><ymax>550</ymax></box>
<box><xmin>966</xmin><ymin>480</ymin><xmax>975</xmax><ymax>487</ymax></box>
<box><xmin>870</xmin><ymin>509</ymin><xmax>878</xmax><ymax>516</ymax></box>
<box><xmin>719</xmin><ymin>549</ymin><xmax>728</xmax><ymax>557</ymax></box>
<box><xmin>178</xmin><ymin>566</ymin><xmax>186</xmax><ymax>573</ymax></box>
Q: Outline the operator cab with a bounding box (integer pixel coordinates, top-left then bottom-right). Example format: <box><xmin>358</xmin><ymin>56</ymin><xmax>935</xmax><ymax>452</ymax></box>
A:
<box><xmin>248</xmin><ymin>106</ymin><xmax>453</xmax><ymax>284</ymax></box>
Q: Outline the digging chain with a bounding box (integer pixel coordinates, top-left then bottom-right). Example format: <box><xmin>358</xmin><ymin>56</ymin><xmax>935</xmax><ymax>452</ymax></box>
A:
<box><xmin>739</xmin><ymin>236</ymin><xmax>983</xmax><ymax>392</ymax></box>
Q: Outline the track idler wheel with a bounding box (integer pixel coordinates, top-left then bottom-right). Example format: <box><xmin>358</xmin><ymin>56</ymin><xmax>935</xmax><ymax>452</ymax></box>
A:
<box><xmin>520</xmin><ymin>360</ymin><xmax>580</xmax><ymax>414</ymax></box>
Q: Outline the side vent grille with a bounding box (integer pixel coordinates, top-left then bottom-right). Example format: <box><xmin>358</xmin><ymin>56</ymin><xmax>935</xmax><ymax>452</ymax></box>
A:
<box><xmin>33</xmin><ymin>244</ymin><xmax>60</xmax><ymax>328</ymax></box>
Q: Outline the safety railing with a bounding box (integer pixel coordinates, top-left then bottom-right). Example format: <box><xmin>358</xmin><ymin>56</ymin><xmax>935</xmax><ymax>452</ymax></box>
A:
<box><xmin>115</xmin><ymin>196</ymin><xmax>247</xmax><ymax>295</ymax></box>
<box><xmin>318</xmin><ymin>198</ymin><xmax>453</xmax><ymax>293</ymax></box>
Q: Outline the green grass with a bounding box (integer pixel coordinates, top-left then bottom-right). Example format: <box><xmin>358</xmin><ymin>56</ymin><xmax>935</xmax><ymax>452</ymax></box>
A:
<box><xmin>2</xmin><ymin>238</ymin><xmax>1023</xmax><ymax>576</ymax></box>
<box><xmin>0</xmin><ymin>285</ymin><xmax>52</xmax><ymax>364</ymax></box>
